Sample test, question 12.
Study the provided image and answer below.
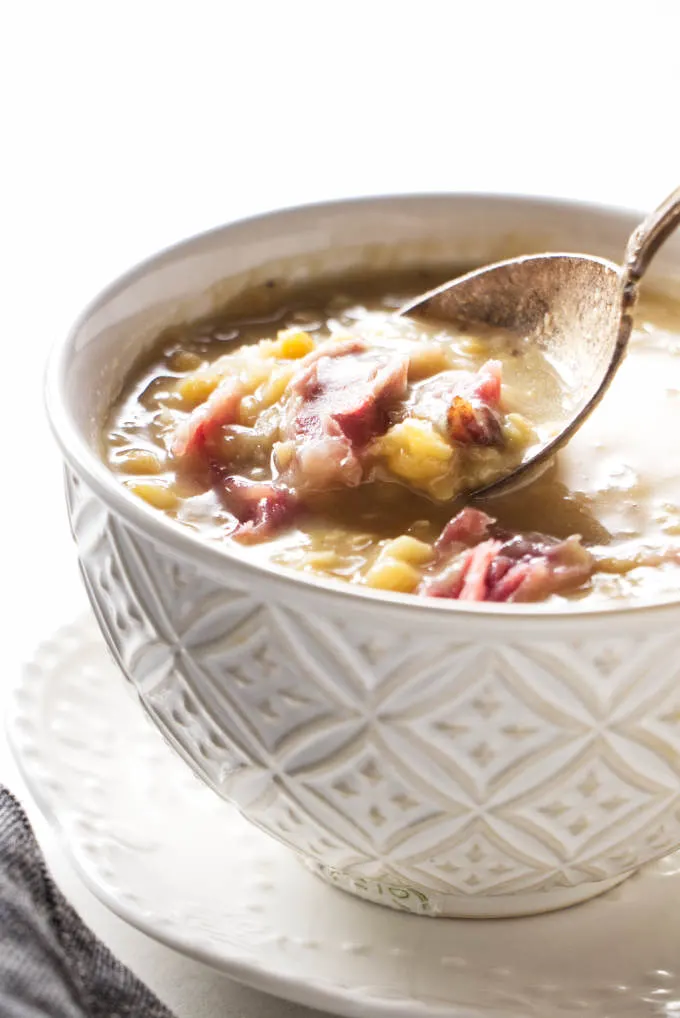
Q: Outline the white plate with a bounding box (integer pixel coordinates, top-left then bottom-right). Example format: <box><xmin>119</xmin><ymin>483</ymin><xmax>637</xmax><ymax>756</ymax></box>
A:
<box><xmin>9</xmin><ymin>615</ymin><xmax>680</xmax><ymax>1018</ymax></box>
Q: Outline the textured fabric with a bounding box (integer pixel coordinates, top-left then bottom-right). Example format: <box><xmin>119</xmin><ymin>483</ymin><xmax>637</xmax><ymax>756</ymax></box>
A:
<box><xmin>0</xmin><ymin>786</ymin><xmax>175</xmax><ymax>1018</ymax></box>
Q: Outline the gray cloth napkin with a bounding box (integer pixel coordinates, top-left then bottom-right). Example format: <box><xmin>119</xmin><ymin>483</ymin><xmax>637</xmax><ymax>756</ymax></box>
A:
<box><xmin>0</xmin><ymin>786</ymin><xmax>175</xmax><ymax>1017</ymax></box>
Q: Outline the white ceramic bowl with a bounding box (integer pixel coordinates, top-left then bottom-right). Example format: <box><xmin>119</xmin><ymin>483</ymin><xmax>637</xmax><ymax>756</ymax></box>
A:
<box><xmin>46</xmin><ymin>195</ymin><xmax>680</xmax><ymax>918</ymax></box>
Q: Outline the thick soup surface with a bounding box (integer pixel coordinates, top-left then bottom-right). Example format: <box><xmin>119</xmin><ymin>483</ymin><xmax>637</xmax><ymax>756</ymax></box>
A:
<box><xmin>103</xmin><ymin>270</ymin><xmax>680</xmax><ymax>606</ymax></box>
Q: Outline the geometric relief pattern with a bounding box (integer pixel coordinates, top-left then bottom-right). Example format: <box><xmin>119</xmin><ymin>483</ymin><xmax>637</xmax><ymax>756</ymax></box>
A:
<box><xmin>66</xmin><ymin>465</ymin><xmax>680</xmax><ymax>910</ymax></box>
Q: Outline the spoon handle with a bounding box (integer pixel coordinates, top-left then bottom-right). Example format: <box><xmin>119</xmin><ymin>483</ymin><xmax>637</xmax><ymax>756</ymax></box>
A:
<box><xmin>624</xmin><ymin>185</ymin><xmax>680</xmax><ymax>286</ymax></box>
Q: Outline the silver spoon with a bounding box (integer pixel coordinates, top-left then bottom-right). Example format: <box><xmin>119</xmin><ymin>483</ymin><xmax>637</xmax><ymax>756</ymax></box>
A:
<box><xmin>399</xmin><ymin>186</ymin><xmax>680</xmax><ymax>497</ymax></box>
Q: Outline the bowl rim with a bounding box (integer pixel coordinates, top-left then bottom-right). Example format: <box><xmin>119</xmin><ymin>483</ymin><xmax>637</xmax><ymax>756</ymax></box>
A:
<box><xmin>45</xmin><ymin>190</ymin><xmax>680</xmax><ymax>630</ymax></box>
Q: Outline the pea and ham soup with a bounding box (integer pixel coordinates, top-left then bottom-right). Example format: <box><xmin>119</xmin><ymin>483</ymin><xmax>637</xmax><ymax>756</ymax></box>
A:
<box><xmin>103</xmin><ymin>269</ymin><xmax>680</xmax><ymax>606</ymax></box>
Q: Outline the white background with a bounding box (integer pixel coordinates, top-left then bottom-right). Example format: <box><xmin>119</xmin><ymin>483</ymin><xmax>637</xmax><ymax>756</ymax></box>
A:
<box><xmin>2</xmin><ymin>2</ymin><xmax>680</xmax><ymax>1015</ymax></box>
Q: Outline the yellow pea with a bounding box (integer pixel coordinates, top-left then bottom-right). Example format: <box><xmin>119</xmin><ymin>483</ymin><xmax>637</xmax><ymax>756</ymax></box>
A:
<box><xmin>168</xmin><ymin>350</ymin><xmax>203</xmax><ymax>372</ymax></box>
<box><xmin>303</xmin><ymin>550</ymin><xmax>341</xmax><ymax>570</ymax></box>
<box><xmin>126</xmin><ymin>480</ymin><xmax>179</xmax><ymax>511</ymax></box>
<box><xmin>261</xmin><ymin>365</ymin><xmax>294</xmax><ymax>406</ymax></box>
<box><xmin>365</xmin><ymin>557</ymin><xmax>421</xmax><ymax>593</ymax></box>
<box><xmin>407</xmin><ymin>344</ymin><xmax>450</xmax><ymax>381</ymax></box>
<box><xmin>381</xmin><ymin>535</ymin><xmax>433</xmax><ymax>566</ymax></box>
<box><xmin>258</xmin><ymin>330</ymin><xmax>315</xmax><ymax>359</ymax></box>
<box><xmin>176</xmin><ymin>371</ymin><xmax>221</xmax><ymax>406</ymax></box>
<box><xmin>117</xmin><ymin>449</ymin><xmax>163</xmax><ymax>475</ymax></box>
<box><xmin>376</xmin><ymin>419</ymin><xmax>454</xmax><ymax>488</ymax></box>
<box><xmin>274</xmin><ymin>328</ymin><xmax>315</xmax><ymax>359</ymax></box>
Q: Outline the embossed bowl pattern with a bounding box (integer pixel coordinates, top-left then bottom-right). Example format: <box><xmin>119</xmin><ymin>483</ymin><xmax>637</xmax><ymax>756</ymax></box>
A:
<box><xmin>47</xmin><ymin>195</ymin><xmax>680</xmax><ymax>917</ymax></box>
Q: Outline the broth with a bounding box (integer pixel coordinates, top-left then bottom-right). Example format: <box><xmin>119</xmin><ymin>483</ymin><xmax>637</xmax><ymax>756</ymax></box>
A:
<box><xmin>103</xmin><ymin>269</ymin><xmax>680</xmax><ymax>606</ymax></box>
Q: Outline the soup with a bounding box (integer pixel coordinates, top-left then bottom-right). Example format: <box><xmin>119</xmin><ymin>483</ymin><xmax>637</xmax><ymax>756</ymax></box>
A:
<box><xmin>102</xmin><ymin>269</ymin><xmax>680</xmax><ymax>606</ymax></box>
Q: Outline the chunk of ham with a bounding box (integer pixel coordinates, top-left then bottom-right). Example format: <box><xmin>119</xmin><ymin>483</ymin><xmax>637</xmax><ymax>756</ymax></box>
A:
<box><xmin>409</xmin><ymin>360</ymin><xmax>503</xmax><ymax>447</ymax></box>
<box><xmin>484</xmin><ymin>533</ymin><xmax>595</xmax><ymax>602</ymax></box>
<box><xmin>282</xmin><ymin>342</ymin><xmax>409</xmax><ymax>491</ymax></box>
<box><xmin>420</xmin><ymin>508</ymin><xmax>594</xmax><ymax>602</ymax></box>
<box><xmin>172</xmin><ymin>376</ymin><xmax>243</xmax><ymax>458</ymax></box>
<box><xmin>449</xmin><ymin>359</ymin><xmax>502</xmax><ymax>445</ymax></box>
<box><xmin>436</xmin><ymin>506</ymin><xmax>496</xmax><ymax>549</ymax></box>
<box><xmin>447</xmin><ymin>396</ymin><xmax>501</xmax><ymax>446</ymax></box>
<box><xmin>210</xmin><ymin>469</ymin><xmax>298</xmax><ymax>544</ymax></box>
<box><xmin>171</xmin><ymin>337</ymin><xmax>391</xmax><ymax>471</ymax></box>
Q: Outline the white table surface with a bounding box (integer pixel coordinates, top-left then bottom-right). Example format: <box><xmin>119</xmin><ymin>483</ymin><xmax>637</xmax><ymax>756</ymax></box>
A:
<box><xmin>2</xmin><ymin>2</ymin><xmax>680</xmax><ymax>1014</ymax></box>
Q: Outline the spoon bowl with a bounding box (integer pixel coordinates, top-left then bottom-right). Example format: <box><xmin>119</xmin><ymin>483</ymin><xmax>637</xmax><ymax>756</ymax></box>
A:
<box><xmin>399</xmin><ymin>186</ymin><xmax>680</xmax><ymax>497</ymax></box>
<box><xmin>400</xmin><ymin>253</ymin><xmax>628</xmax><ymax>496</ymax></box>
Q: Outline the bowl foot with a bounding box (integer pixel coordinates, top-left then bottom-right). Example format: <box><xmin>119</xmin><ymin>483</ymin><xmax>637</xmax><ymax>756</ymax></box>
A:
<box><xmin>307</xmin><ymin>862</ymin><xmax>633</xmax><ymax>918</ymax></box>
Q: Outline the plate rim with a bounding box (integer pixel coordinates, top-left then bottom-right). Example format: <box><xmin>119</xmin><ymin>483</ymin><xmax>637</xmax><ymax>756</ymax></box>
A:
<box><xmin>6</xmin><ymin>614</ymin><xmax>486</xmax><ymax>1018</ymax></box>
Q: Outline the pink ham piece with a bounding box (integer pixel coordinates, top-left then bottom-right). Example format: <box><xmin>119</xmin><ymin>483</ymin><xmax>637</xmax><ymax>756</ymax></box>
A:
<box><xmin>435</xmin><ymin>506</ymin><xmax>496</xmax><ymax>550</ymax></box>
<box><xmin>211</xmin><ymin>470</ymin><xmax>298</xmax><ymax>544</ymax></box>
<box><xmin>282</xmin><ymin>342</ymin><xmax>409</xmax><ymax>491</ymax></box>
<box><xmin>472</xmin><ymin>359</ymin><xmax>502</xmax><ymax>407</ymax></box>
<box><xmin>172</xmin><ymin>376</ymin><xmax>244</xmax><ymax>458</ymax></box>
<box><xmin>484</xmin><ymin>533</ymin><xmax>595</xmax><ymax>602</ymax></box>
<box><xmin>458</xmin><ymin>540</ymin><xmax>504</xmax><ymax>600</ymax></box>
<box><xmin>420</xmin><ymin>509</ymin><xmax>594</xmax><ymax>602</ymax></box>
